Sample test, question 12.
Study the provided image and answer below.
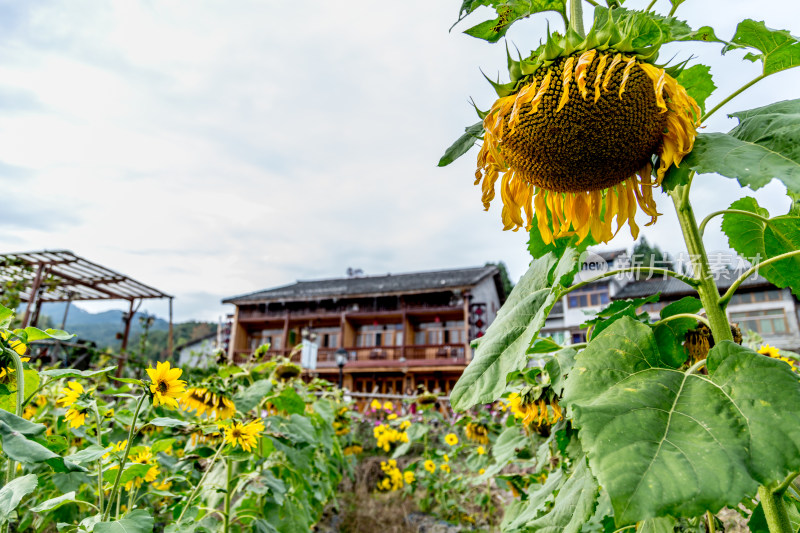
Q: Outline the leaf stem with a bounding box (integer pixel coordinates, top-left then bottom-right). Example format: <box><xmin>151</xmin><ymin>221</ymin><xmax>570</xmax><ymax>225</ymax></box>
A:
<box><xmin>102</xmin><ymin>392</ymin><xmax>146</xmax><ymax>521</ymax></box>
<box><xmin>176</xmin><ymin>440</ymin><xmax>226</xmax><ymax>524</ymax></box>
<box><xmin>699</xmin><ymin>209</ymin><xmax>769</xmax><ymax>237</ymax></box>
<box><xmin>700</xmin><ymin>74</ymin><xmax>766</xmax><ymax>124</ymax></box>
<box><xmin>584</xmin><ymin>0</ymin><xmax>599</xmax><ymax>6</ymax></box>
<box><xmin>560</xmin><ymin>267</ymin><xmax>698</xmax><ymax>298</ymax></box>
<box><xmin>775</xmin><ymin>471</ymin><xmax>799</xmax><ymax>496</ymax></box>
<box><xmin>569</xmin><ymin>0</ymin><xmax>585</xmax><ymax>37</ymax></box>
<box><xmin>644</xmin><ymin>0</ymin><xmax>657</xmax><ymax>12</ymax></box>
<box><xmin>3</xmin><ymin>347</ymin><xmax>26</xmax><ymax>487</ymax></box>
<box><xmin>224</xmin><ymin>457</ymin><xmax>233</xmax><ymax>533</ymax></box>
<box><xmin>653</xmin><ymin>314</ymin><xmax>710</xmax><ymax>329</ymax></box>
<box><xmin>706</xmin><ymin>510</ymin><xmax>717</xmax><ymax>533</ymax></box>
<box><xmin>719</xmin><ymin>250</ymin><xmax>800</xmax><ymax>307</ymax></box>
<box><xmin>686</xmin><ymin>358</ymin><xmax>707</xmax><ymax>375</ymax></box>
<box><xmin>94</xmin><ymin>409</ymin><xmax>105</xmax><ymax>513</ymax></box>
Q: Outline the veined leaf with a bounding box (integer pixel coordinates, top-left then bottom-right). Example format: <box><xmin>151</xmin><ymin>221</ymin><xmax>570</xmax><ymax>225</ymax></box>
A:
<box><xmin>0</xmin><ymin>420</ymin><xmax>86</xmax><ymax>473</ymax></box>
<box><xmin>0</xmin><ymin>369</ymin><xmax>40</xmax><ymax>413</ymax></box>
<box><xmin>501</xmin><ymin>468</ymin><xmax>566</xmax><ymax>530</ymax></box>
<box><xmin>438</xmin><ymin>122</ymin><xmax>483</xmax><ymax>167</ymax></box>
<box><xmin>508</xmin><ymin>457</ymin><xmax>598</xmax><ymax>532</ymax></box>
<box><xmin>30</xmin><ymin>491</ymin><xmax>77</xmax><ymax>513</ymax></box>
<box><xmin>543</xmin><ymin>348</ymin><xmax>576</xmax><ymax>396</ymax></box>
<box><xmin>724</xmin><ymin>19</ymin><xmax>800</xmax><ymax>76</ymax></box>
<box><xmin>0</xmin><ymin>474</ymin><xmax>37</xmax><ymax>524</ymax></box>
<box><xmin>563</xmin><ymin>317</ymin><xmax>800</xmax><ymax>525</ymax></box>
<box><xmin>722</xmin><ymin>197</ymin><xmax>800</xmax><ymax>296</ymax></box>
<box><xmin>450</xmin><ymin>248</ymin><xmax>580</xmax><ymax>410</ymax></box>
<box><xmin>233</xmin><ymin>379</ymin><xmax>273</xmax><ymax>413</ymax></box>
<box><xmin>676</xmin><ymin>64</ymin><xmax>715</xmax><ymax>114</ymax></box>
<box><xmin>0</xmin><ymin>408</ymin><xmax>46</xmax><ymax>436</ymax></box>
<box><xmin>460</xmin><ymin>0</ymin><xmax>567</xmax><ymax>43</ymax></box>
<box><xmin>94</xmin><ymin>509</ymin><xmax>155</xmax><ymax>533</ymax></box>
<box><xmin>40</xmin><ymin>365</ymin><xmax>116</xmax><ymax>379</ymax></box>
<box><xmin>685</xmin><ymin>98</ymin><xmax>800</xmax><ymax>195</ymax></box>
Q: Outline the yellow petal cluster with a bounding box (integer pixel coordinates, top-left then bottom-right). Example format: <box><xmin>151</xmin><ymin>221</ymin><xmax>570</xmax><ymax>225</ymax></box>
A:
<box><xmin>377</xmin><ymin>459</ymin><xmax>411</xmax><ymax>491</ymax></box>
<box><xmin>180</xmin><ymin>387</ymin><xmax>236</xmax><ymax>420</ymax></box>
<box><xmin>506</xmin><ymin>393</ymin><xmax>563</xmax><ymax>428</ymax></box>
<box><xmin>146</xmin><ymin>361</ymin><xmax>187</xmax><ymax>409</ymax></box>
<box><xmin>223</xmin><ymin>419</ymin><xmax>265</xmax><ymax>452</ymax></box>
<box><xmin>373</xmin><ymin>423</ymin><xmax>409</xmax><ymax>452</ymax></box>
<box><xmin>465</xmin><ymin>422</ymin><xmax>489</xmax><ymax>445</ymax></box>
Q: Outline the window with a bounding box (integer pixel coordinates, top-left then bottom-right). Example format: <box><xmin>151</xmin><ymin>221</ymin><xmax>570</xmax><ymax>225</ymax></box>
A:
<box><xmin>356</xmin><ymin>324</ymin><xmax>401</xmax><ymax>347</ymax></box>
<box><xmin>566</xmin><ymin>285</ymin><xmax>610</xmax><ymax>308</ymax></box>
<box><xmin>248</xmin><ymin>329</ymin><xmax>283</xmax><ymax>351</ymax></box>
<box><xmin>414</xmin><ymin>321</ymin><xmax>465</xmax><ymax>345</ymax></box>
<box><xmin>571</xmin><ymin>331</ymin><xmax>587</xmax><ymax>344</ymax></box>
<box><xmin>730</xmin><ymin>308</ymin><xmax>789</xmax><ymax>335</ymax></box>
<box><xmin>729</xmin><ymin>290</ymin><xmax>783</xmax><ymax>305</ymax></box>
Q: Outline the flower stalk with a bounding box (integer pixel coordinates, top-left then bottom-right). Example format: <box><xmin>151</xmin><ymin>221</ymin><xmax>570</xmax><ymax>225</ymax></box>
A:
<box><xmin>224</xmin><ymin>457</ymin><xmax>233</xmax><ymax>533</ymax></box>
<box><xmin>4</xmin><ymin>347</ymin><xmax>26</xmax><ymax>489</ymax></box>
<box><xmin>103</xmin><ymin>392</ymin><xmax>146</xmax><ymax>521</ymax></box>
<box><xmin>176</xmin><ymin>439</ymin><xmax>226</xmax><ymax>524</ymax></box>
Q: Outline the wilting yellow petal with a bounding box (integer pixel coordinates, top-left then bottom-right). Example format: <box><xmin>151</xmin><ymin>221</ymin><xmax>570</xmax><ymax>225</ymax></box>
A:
<box><xmin>556</xmin><ymin>56</ymin><xmax>575</xmax><ymax>112</ymax></box>
<box><xmin>618</xmin><ymin>57</ymin><xmax>637</xmax><ymax>99</ymax></box>
<box><xmin>603</xmin><ymin>53</ymin><xmax>623</xmax><ymax>91</ymax></box>
<box><xmin>575</xmin><ymin>49</ymin><xmax>597</xmax><ymax>99</ymax></box>
<box><xmin>593</xmin><ymin>54</ymin><xmax>608</xmax><ymax>103</ymax></box>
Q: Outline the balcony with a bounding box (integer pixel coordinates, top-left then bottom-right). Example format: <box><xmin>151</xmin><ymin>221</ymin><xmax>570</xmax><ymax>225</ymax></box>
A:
<box><xmin>237</xmin><ymin>303</ymin><xmax>464</xmax><ymax>322</ymax></box>
<box><xmin>231</xmin><ymin>343</ymin><xmax>467</xmax><ymax>368</ymax></box>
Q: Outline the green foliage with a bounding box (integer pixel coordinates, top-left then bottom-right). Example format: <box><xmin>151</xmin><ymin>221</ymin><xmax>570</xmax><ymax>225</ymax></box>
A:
<box><xmin>454</xmin><ymin>0</ymin><xmax>567</xmax><ymax>43</ymax></box>
<box><xmin>450</xmin><ymin>248</ymin><xmax>580</xmax><ymax>410</ymax></box>
<box><xmin>438</xmin><ymin>121</ymin><xmax>483</xmax><ymax>166</ymax></box>
<box><xmin>563</xmin><ymin>318</ymin><xmax>800</xmax><ymax>526</ymax></box>
<box><xmin>724</xmin><ymin>20</ymin><xmax>800</xmax><ymax>75</ymax></box>
<box><xmin>686</xmin><ymin>99</ymin><xmax>800</xmax><ymax>195</ymax></box>
<box><xmin>722</xmin><ymin>197</ymin><xmax>800</xmax><ymax>296</ymax></box>
<box><xmin>676</xmin><ymin>64</ymin><xmax>716</xmax><ymax>113</ymax></box>
<box><xmin>94</xmin><ymin>510</ymin><xmax>154</xmax><ymax>533</ymax></box>
<box><xmin>0</xmin><ymin>474</ymin><xmax>38</xmax><ymax>524</ymax></box>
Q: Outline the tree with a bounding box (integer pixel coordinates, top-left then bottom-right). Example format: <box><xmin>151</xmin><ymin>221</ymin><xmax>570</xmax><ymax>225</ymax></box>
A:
<box><xmin>631</xmin><ymin>237</ymin><xmax>673</xmax><ymax>270</ymax></box>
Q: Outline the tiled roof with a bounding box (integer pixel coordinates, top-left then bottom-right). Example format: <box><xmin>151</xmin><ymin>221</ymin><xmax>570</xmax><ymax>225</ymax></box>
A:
<box><xmin>613</xmin><ymin>269</ymin><xmax>773</xmax><ymax>300</ymax></box>
<box><xmin>223</xmin><ymin>266</ymin><xmax>500</xmax><ymax>304</ymax></box>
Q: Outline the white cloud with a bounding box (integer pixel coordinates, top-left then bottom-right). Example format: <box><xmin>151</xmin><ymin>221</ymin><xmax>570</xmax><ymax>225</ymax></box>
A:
<box><xmin>0</xmin><ymin>0</ymin><xmax>798</xmax><ymax>321</ymax></box>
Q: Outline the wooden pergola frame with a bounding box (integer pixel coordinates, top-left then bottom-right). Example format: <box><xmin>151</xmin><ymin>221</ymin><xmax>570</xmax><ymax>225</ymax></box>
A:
<box><xmin>0</xmin><ymin>250</ymin><xmax>173</xmax><ymax>375</ymax></box>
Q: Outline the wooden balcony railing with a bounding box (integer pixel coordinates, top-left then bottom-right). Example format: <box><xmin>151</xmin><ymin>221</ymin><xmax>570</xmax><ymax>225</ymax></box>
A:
<box><xmin>231</xmin><ymin>344</ymin><xmax>467</xmax><ymax>366</ymax></box>
<box><xmin>237</xmin><ymin>303</ymin><xmax>464</xmax><ymax>321</ymax></box>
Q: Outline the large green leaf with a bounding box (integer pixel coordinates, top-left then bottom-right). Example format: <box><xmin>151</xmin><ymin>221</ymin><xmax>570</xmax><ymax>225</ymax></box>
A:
<box><xmin>563</xmin><ymin>317</ymin><xmax>800</xmax><ymax>525</ymax></box>
<box><xmin>16</xmin><ymin>326</ymin><xmax>73</xmax><ymax>342</ymax></box>
<box><xmin>39</xmin><ymin>365</ymin><xmax>116</xmax><ymax>379</ymax></box>
<box><xmin>685</xmin><ymin>99</ymin><xmax>800</xmax><ymax>194</ymax></box>
<box><xmin>652</xmin><ymin>296</ymin><xmax>702</xmax><ymax>368</ymax></box>
<box><xmin>438</xmin><ymin>122</ymin><xmax>483</xmax><ymax>167</ymax></box>
<box><xmin>0</xmin><ymin>474</ymin><xmax>37</xmax><ymax>524</ymax></box>
<box><xmin>527</xmin><ymin>223</ymin><xmax>594</xmax><ymax>260</ymax></box>
<box><xmin>500</xmin><ymin>468</ymin><xmax>566</xmax><ymax>530</ymax></box>
<box><xmin>722</xmin><ymin>197</ymin><xmax>800</xmax><ymax>296</ymax></box>
<box><xmin>458</xmin><ymin>0</ymin><xmax>567</xmax><ymax>43</ymax></box>
<box><xmin>450</xmin><ymin>249</ymin><xmax>579</xmax><ymax>410</ymax></box>
<box><xmin>0</xmin><ymin>420</ymin><xmax>86</xmax><ymax>473</ymax></box>
<box><xmin>94</xmin><ymin>509</ymin><xmax>154</xmax><ymax>533</ymax></box>
<box><xmin>543</xmin><ymin>347</ymin><xmax>576</xmax><ymax>396</ymax></box>
<box><xmin>0</xmin><ymin>408</ymin><xmax>46</xmax><ymax>436</ymax></box>
<box><xmin>724</xmin><ymin>19</ymin><xmax>800</xmax><ymax>76</ymax></box>
<box><xmin>233</xmin><ymin>379</ymin><xmax>273</xmax><ymax>413</ymax></box>
<box><xmin>29</xmin><ymin>491</ymin><xmax>77</xmax><ymax>512</ymax></box>
<box><xmin>507</xmin><ymin>457</ymin><xmax>598</xmax><ymax>532</ymax></box>
<box><xmin>675</xmin><ymin>64</ymin><xmax>715</xmax><ymax>114</ymax></box>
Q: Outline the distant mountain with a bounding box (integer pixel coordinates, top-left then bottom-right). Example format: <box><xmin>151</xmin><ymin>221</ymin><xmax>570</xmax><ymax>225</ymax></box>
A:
<box><xmin>34</xmin><ymin>302</ymin><xmax>170</xmax><ymax>351</ymax></box>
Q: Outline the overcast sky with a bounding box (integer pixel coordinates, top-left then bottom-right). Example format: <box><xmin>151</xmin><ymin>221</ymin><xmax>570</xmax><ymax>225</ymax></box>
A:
<box><xmin>0</xmin><ymin>0</ymin><xmax>798</xmax><ymax>322</ymax></box>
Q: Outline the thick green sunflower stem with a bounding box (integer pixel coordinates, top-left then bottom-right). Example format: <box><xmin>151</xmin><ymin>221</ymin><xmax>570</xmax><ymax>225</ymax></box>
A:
<box><xmin>569</xmin><ymin>0</ymin><xmax>585</xmax><ymax>37</ymax></box>
<box><xmin>670</xmin><ymin>187</ymin><xmax>733</xmax><ymax>344</ymax></box>
<box><xmin>672</xmin><ymin>186</ymin><xmax>792</xmax><ymax>533</ymax></box>
<box><xmin>4</xmin><ymin>348</ymin><xmax>26</xmax><ymax>483</ymax></box>
<box><xmin>103</xmin><ymin>392</ymin><xmax>146</xmax><ymax>521</ymax></box>
<box><xmin>759</xmin><ymin>486</ymin><xmax>793</xmax><ymax>533</ymax></box>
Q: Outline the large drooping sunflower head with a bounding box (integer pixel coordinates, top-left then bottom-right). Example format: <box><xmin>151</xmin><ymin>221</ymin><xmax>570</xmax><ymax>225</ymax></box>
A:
<box><xmin>180</xmin><ymin>386</ymin><xmax>236</xmax><ymax>420</ymax></box>
<box><xmin>472</xmin><ymin>14</ymin><xmax>700</xmax><ymax>244</ymax></box>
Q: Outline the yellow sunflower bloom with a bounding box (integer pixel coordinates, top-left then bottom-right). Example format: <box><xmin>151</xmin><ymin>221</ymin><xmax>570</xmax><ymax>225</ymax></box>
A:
<box><xmin>146</xmin><ymin>361</ymin><xmax>186</xmax><ymax>409</ymax></box>
<box><xmin>180</xmin><ymin>387</ymin><xmax>236</xmax><ymax>420</ymax></box>
<box><xmin>403</xmin><ymin>470</ymin><xmax>415</xmax><ymax>484</ymax></box>
<box><xmin>57</xmin><ymin>381</ymin><xmax>84</xmax><ymax>408</ymax></box>
<box><xmin>465</xmin><ymin>422</ymin><xmax>490</xmax><ymax>445</ymax></box>
<box><xmin>64</xmin><ymin>407</ymin><xmax>88</xmax><ymax>428</ymax></box>
<box><xmin>424</xmin><ymin>460</ymin><xmax>436</xmax><ymax>473</ymax></box>
<box><xmin>759</xmin><ymin>344</ymin><xmax>797</xmax><ymax>370</ymax></box>
<box><xmin>223</xmin><ymin>419</ymin><xmax>264</xmax><ymax>452</ymax></box>
<box><xmin>477</xmin><ymin>446</ymin><xmax>486</xmax><ymax>456</ymax></box>
<box><xmin>475</xmin><ymin>50</ymin><xmax>699</xmax><ymax>244</ymax></box>
<box><xmin>444</xmin><ymin>433</ymin><xmax>459</xmax><ymax>446</ymax></box>
<box><xmin>440</xmin><ymin>463</ymin><xmax>451</xmax><ymax>473</ymax></box>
